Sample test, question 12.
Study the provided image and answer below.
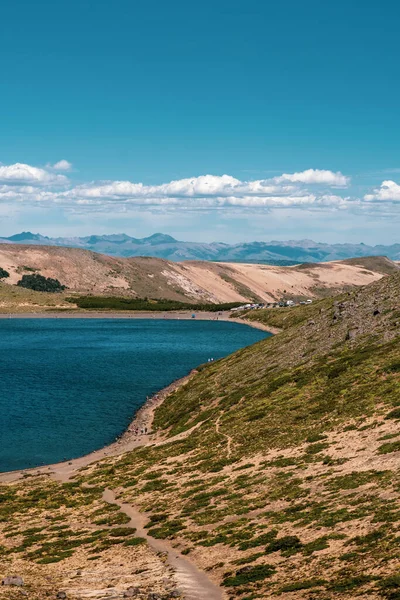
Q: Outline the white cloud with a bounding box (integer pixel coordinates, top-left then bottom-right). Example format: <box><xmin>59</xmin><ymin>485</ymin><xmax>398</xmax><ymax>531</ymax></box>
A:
<box><xmin>0</xmin><ymin>163</ymin><xmax>67</xmax><ymax>185</ymax></box>
<box><xmin>60</xmin><ymin>170</ymin><xmax>348</xmax><ymax>207</ymax></box>
<box><xmin>364</xmin><ymin>180</ymin><xmax>400</xmax><ymax>202</ymax></box>
<box><xmin>274</xmin><ymin>169</ymin><xmax>349</xmax><ymax>186</ymax></box>
<box><xmin>50</xmin><ymin>159</ymin><xmax>72</xmax><ymax>172</ymax></box>
<box><xmin>0</xmin><ymin>162</ymin><xmax>396</xmax><ymax>220</ymax></box>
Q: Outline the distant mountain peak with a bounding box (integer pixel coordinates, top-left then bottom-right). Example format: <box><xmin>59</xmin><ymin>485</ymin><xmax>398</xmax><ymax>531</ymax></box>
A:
<box><xmin>143</xmin><ymin>233</ymin><xmax>177</xmax><ymax>244</ymax></box>
<box><xmin>1</xmin><ymin>232</ymin><xmax>399</xmax><ymax>263</ymax></box>
<box><xmin>7</xmin><ymin>231</ymin><xmax>49</xmax><ymax>242</ymax></box>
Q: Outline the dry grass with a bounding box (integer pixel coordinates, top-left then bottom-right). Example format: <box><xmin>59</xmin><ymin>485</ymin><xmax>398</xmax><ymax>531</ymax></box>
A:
<box><xmin>1</xmin><ymin>273</ymin><xmax>400</xmax><ymax>598</ymax></box>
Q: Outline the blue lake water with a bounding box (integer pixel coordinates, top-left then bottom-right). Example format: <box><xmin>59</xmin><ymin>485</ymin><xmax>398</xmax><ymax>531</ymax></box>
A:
<box><xmin>0</xmin><ymin>319</ymin><xmax>269</xmax><ymax>472</ymax></box>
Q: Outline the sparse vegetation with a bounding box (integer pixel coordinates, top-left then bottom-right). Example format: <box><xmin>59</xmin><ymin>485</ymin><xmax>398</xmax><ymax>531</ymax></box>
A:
<box><xmin>1</xmin><ymin>271</ymin><xmax>400</xmax><ymax>598</ymax></box>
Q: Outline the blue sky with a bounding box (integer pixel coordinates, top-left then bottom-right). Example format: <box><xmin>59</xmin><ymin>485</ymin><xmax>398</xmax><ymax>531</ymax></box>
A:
<box><xmin>1</xmin><ymin>0</ymin><xmax>400</xmax><ymax>244</ymax></box>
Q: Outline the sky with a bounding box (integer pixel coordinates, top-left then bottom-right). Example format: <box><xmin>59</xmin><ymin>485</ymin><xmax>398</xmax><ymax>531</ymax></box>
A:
<box><xmin>1</xmin><ymin>0</ymin><xmax>400</xmax><ymax>244</ymax></box>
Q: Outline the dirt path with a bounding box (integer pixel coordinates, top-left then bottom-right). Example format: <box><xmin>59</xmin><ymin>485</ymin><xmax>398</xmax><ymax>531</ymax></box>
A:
<box><xmin>215</xmin><ymin>415</ymin><xmax>233</xmax><ymax>458</ymax></box>
<box><xmin>102</xmin><ymin>489</ymin><xmax>224</xmax><ymax>600</ymax></box>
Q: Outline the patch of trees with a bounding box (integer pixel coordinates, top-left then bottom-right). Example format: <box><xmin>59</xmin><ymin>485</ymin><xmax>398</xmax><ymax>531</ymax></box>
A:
<box><xmin>67</xmin><ymin>296</ymin><xmax>243</xmax><ymax>312</ymax></box>
<box><xmin>0</xmin><ymin>267</ymin><xmax>10</xmax><ymax>280</ymax></box>
<box><xmin>17</xmin><ymin>274</ymin><xmax>66</xmax><ymax>293</ymax></box>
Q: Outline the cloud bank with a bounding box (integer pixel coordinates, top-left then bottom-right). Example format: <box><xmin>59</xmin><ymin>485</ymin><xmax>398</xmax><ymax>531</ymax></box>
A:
<box><xmin>0</xmin><ymin>162</ymin><xmax>397</xmax><ymax>223</ymax></box>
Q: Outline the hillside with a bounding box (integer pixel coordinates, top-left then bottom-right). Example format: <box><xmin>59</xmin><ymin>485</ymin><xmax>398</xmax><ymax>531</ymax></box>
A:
<box><xmin>0</xmin><ymin>244</ymin><xmax>395</xmax><ymax>312</ymax></box>
<box><xmin>0</xmin><ymin>281</ymin><xmax>72</xmax><ymax>313</ymax></box>
<box><xmin>2</xmin><ymin>231</ymin><xmax>400</xmax><ymax>262</ymax></box>
<box><xmin>178</xmin><ymin>258</ymin><xmax>392</xmax><ymax>303</ymax></box>
<box><xmin>1</xmin><ymin>274</ymin><xmax>399</xmax><ymax>599</ymax></box>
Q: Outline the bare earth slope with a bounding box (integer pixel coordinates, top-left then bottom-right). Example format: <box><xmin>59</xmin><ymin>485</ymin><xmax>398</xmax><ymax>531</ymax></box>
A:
<box><xmin>1</xmin><ymin>274</ymin><xmax>399</xmax><ymax>599</ymax></box>
<box><xmin>0</xmin><ymin>245</ymin><xmax>207</xmax><ymax>302</ymax></box>
<box><xmin>176</xmin><ymin>258</ymin><xmax>393</xmax><ymax>302</ymax></box>
<box><xmin>0</xmin><ymin>245</ymin><xmax>396</xmax><ymax>311</ymax></box>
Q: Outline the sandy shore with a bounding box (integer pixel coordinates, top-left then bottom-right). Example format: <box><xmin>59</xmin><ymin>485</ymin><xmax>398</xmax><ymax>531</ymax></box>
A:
<box><xmin>0</xmin><ymin>312</ymin><xmax>277</xmax><ymax>483</ymax></box>
<box><xmin>0</xmin><ymin>308</ymin><xmax>280</xmax><ymax>333</ymax></box>
<box><xmin>0</xmin><ymin>310</ymin><xmax>227</xmax><ymax>319</ymax></box>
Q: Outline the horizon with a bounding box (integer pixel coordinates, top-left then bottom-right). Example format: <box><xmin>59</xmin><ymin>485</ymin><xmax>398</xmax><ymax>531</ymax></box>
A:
<box><xmin>1</xmin><ymin>1</ymin><xmax>399</xmax><ymax>244</ymax></box>
<box><xmin>1</xmin><ymin>230</ymin><xmax>400</xmax><ymax>249</ymax></box>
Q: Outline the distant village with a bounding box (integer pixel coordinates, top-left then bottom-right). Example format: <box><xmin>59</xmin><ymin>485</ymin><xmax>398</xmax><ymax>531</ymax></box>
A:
<box><xmin>231</xmin><ymin>298</ymin><xmax>313</xmax><ymax>312</ymax></box>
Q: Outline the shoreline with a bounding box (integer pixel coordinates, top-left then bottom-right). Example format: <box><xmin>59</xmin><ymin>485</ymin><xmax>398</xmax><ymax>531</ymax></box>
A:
<box><xmin>0</xmin><ymin>371</ymin><xmax>195</xmax><ymax>483</ymax></box>
<box><xmin>0</xmin><ymin>313</ymin><xmax>277</xmax><ymax>483</ymax></box>
<box><xmin>0</xmin><ymin>308</ymin><xmax>280</xmax><ymax>333</ymax></box>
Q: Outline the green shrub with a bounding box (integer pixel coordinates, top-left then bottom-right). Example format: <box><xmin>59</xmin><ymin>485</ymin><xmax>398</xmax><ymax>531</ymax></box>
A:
<box><xmin>378</xmin><ymin>441</ymin><xmax>400</xmax><ymax>454</ymax></box>
<box><xmin>305</xmin><ymin>442</ymin><xmax>330</xmax><ymax>455</ymax></box>
<box><xmin>17</xmin><ymin>274</ymin><xmax>66</xmax><ymax>293</ymax></box>
<box><xmin>325</xmin><ymin>470</ymin><xmax>388</xmax><ymax>491</ymax></box>
<box><xmin>124</xmin><ymin>537</ymin><xmax>146</xmax><ymax>546</ymax></box>
<box><xmin>385</xmin><ymin>408</ymin><xmax>400</xmax><ymax>420</ymax></box>
<box><xmin>302</xmin><ymin>536</ymin><xmax>329</xmax><ymax>555</ymax></box>
<box><xmin>379</xmin><ymin>574</ymin><xmax>400</xmax><ymax>599</ymax></box>
<box><xmin>108</xmin><ymin>527</ymin><xmax>135</xmax><ymax>537</ymax></box>
<box><xmin>237</xmin><ymin>530</ymin><xmax>277</xmax><ymax>550</ymax></box>
<box><xmin>0</xmin><ymin>267</ymin><xmax>9</xmax><ymax>279</ymax></box>
<box><xmin>222</xmin><ymin>564</ymin><xmax>276</xmax><ymax>587</ymax></box>
<box><xmin>328</xmin><ymin>574</ymin><xmax>375</xmax><ymax>592</ymax></box>
<box><xmin>265</xmin><ymin>535</ymin><xmax>302</xmax><ymax>555</ymax></box>
<box><xmin>306</xmin><ymin>432</ymin><xmax>328</xmax><ymax>443</ymax></box>
<box><xmin>383</xmin><ymin>362</ymin><xmax>400</xmax><ymax>374</ymax></box>
<box><xmin>67</xmin><ymin>296</ymin><xmax>243</xmax><ymax>312</ymax></box>
<box><xmin>148</xmin><ymin>519</ymin><xmax>186</xmax><ymax>539</ymax></box>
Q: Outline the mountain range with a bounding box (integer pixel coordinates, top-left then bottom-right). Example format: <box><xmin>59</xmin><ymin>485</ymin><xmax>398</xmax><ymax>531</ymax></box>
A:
<box><xmin>1</xmin><ymin>231</ymin><xmax>400</xmax><ymax>263</ymax></box>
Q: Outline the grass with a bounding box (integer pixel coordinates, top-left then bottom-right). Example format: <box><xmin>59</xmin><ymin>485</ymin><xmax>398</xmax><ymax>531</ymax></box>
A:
<box><xmin>2</xmin><ymin>272</ymin><xmax>400</xmax><ymax>598</ymax></box>
<box><xmin>0</xmin><ymin>281</ymin><xmax>71</xmax><ymax>313</ymax></box>
<box><xmin>74</xmin><ymin>273</ymin><xmax>400</xmax><ymax>592</ymax></box>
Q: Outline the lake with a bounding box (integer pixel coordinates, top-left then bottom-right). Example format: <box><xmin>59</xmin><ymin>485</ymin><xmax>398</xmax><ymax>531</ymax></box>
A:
<box><xmin>0</xmin><ymin>318</ymin><xmax>269</xmax><ymax>472</ymax></box>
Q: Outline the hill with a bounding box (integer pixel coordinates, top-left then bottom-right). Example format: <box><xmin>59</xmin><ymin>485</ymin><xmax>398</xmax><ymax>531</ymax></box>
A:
<box><xmin>1</xmin><ymin>232</ymin><xmax>400</xmax><ymax>262</ymax></box>
<box><xmin>0</xmin><ymin>244</ymin><xmax>395</xmax><ymax>312</ymax></box>
<box><xmin>0</xmin><ymin>273</ymin><xmax>399</xmax><ymax>599</ymax></box>
<box><xmin>0</xmin><ymin>281</ymin><xmax>72</xmax><ymax>313</ymax></box>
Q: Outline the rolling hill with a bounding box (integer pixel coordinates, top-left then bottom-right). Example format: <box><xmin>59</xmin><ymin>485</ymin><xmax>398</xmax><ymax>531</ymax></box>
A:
<box><xmin>0</xmin><ymin>273</ymin><xmax>399</xmax><ymax>599</ymax></box>
<box><xmin>0</xmin><ymin>244</ymin><xmax>397</xmax><ymax>312</ymax></box>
